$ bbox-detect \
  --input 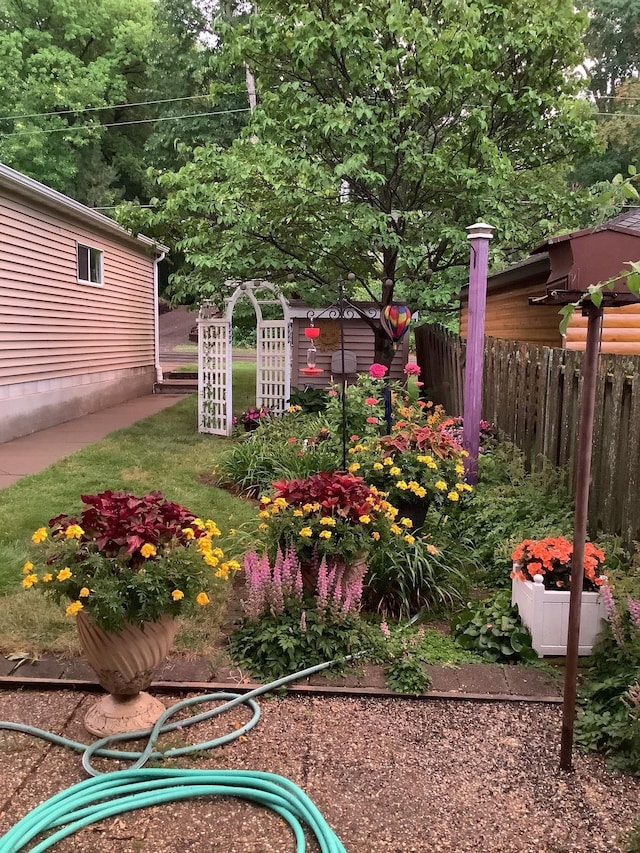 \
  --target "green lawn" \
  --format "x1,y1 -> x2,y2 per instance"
0,366 -> 260,655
